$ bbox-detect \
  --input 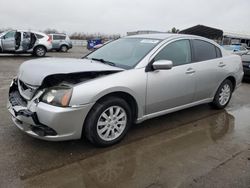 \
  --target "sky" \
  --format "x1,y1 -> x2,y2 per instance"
0,0 -> 249,35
